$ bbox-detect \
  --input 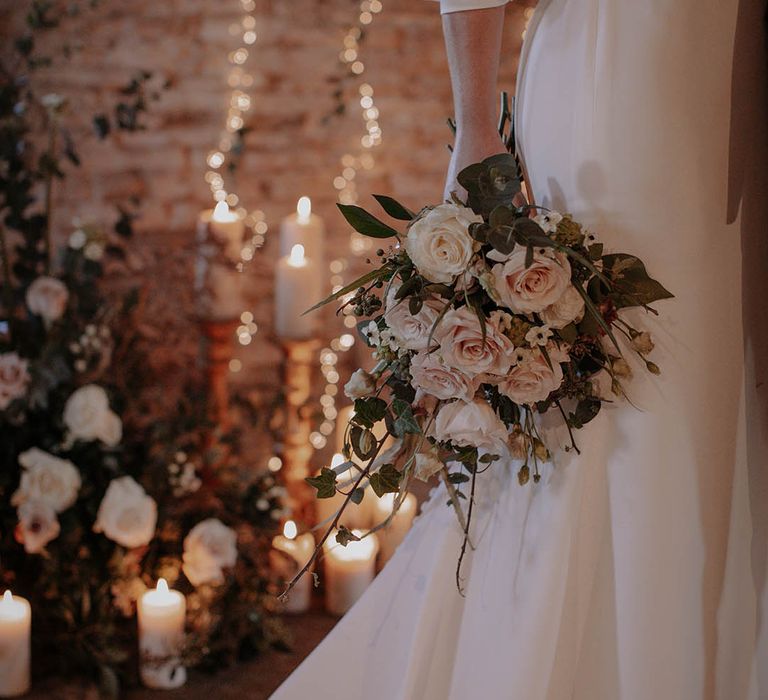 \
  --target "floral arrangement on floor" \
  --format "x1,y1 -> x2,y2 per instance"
0,5 -> 286,694
289,94 -> 672,594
